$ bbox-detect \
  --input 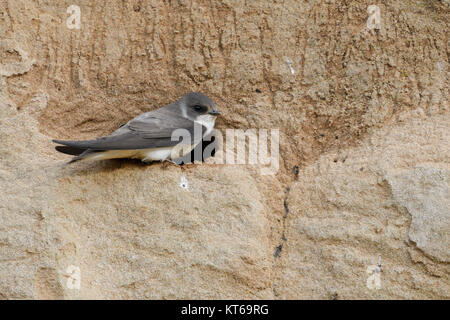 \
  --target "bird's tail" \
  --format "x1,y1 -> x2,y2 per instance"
53,141 -> 100,163
54,145 -> 86,156
67,149 -> 99,163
